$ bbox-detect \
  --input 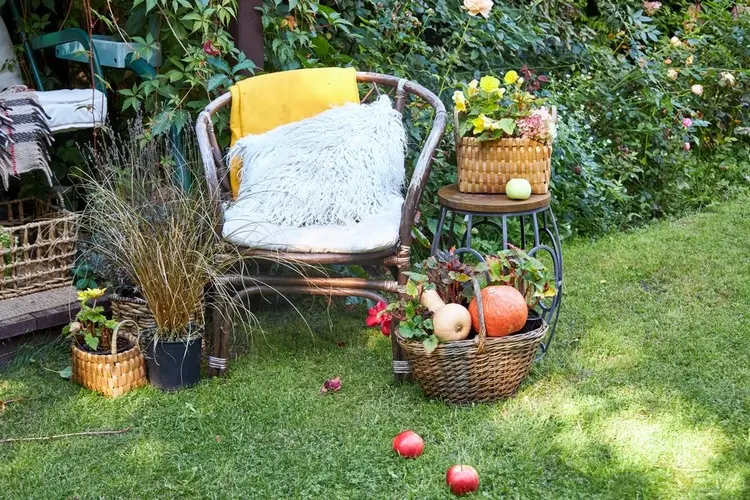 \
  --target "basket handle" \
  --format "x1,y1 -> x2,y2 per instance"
111,320 -> 141,356
471,277 -> 487,353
